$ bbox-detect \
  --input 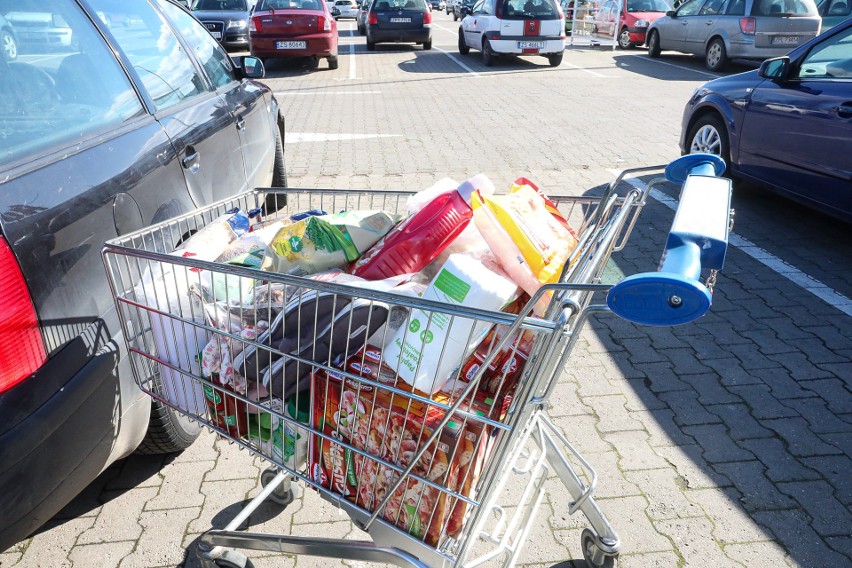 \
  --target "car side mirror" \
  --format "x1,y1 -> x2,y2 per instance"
666,9 -> 676,16
461,5 -> 471,13
238,55 -> 265,79
758,56 -> 790,81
